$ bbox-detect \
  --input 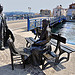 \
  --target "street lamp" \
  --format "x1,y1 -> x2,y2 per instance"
28,7 -> 31,16
60,5 -> 62,16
